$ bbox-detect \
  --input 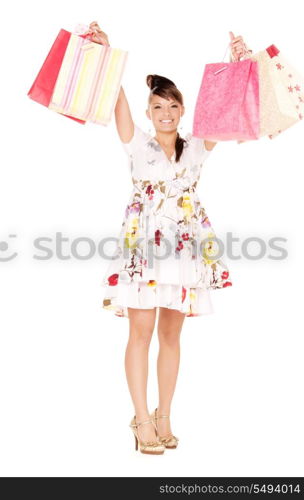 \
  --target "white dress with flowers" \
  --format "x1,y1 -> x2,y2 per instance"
101,124 -> 232,318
